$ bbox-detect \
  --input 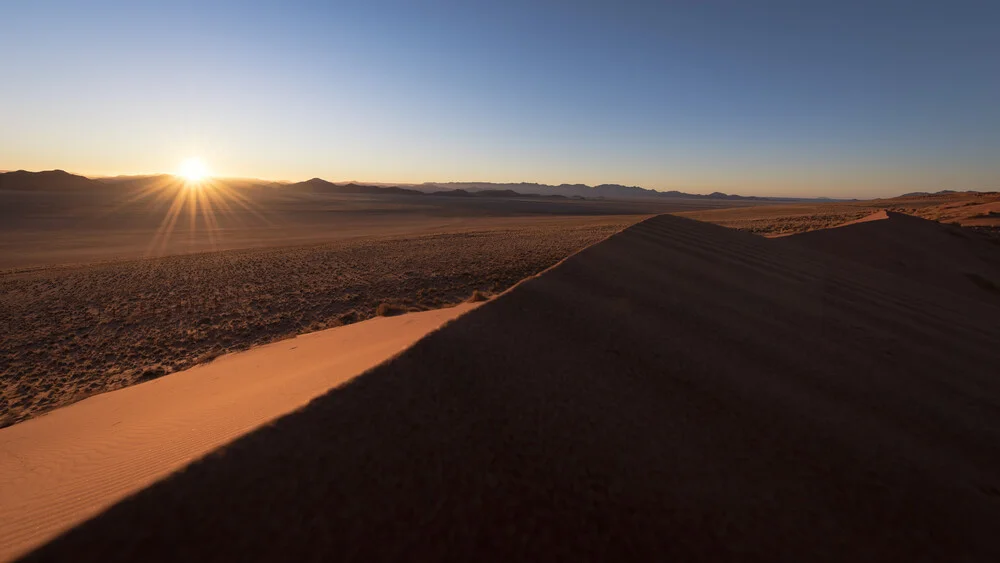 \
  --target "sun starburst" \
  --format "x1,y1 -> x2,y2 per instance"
97,158 -> 273,258
177,158 -> 210,184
